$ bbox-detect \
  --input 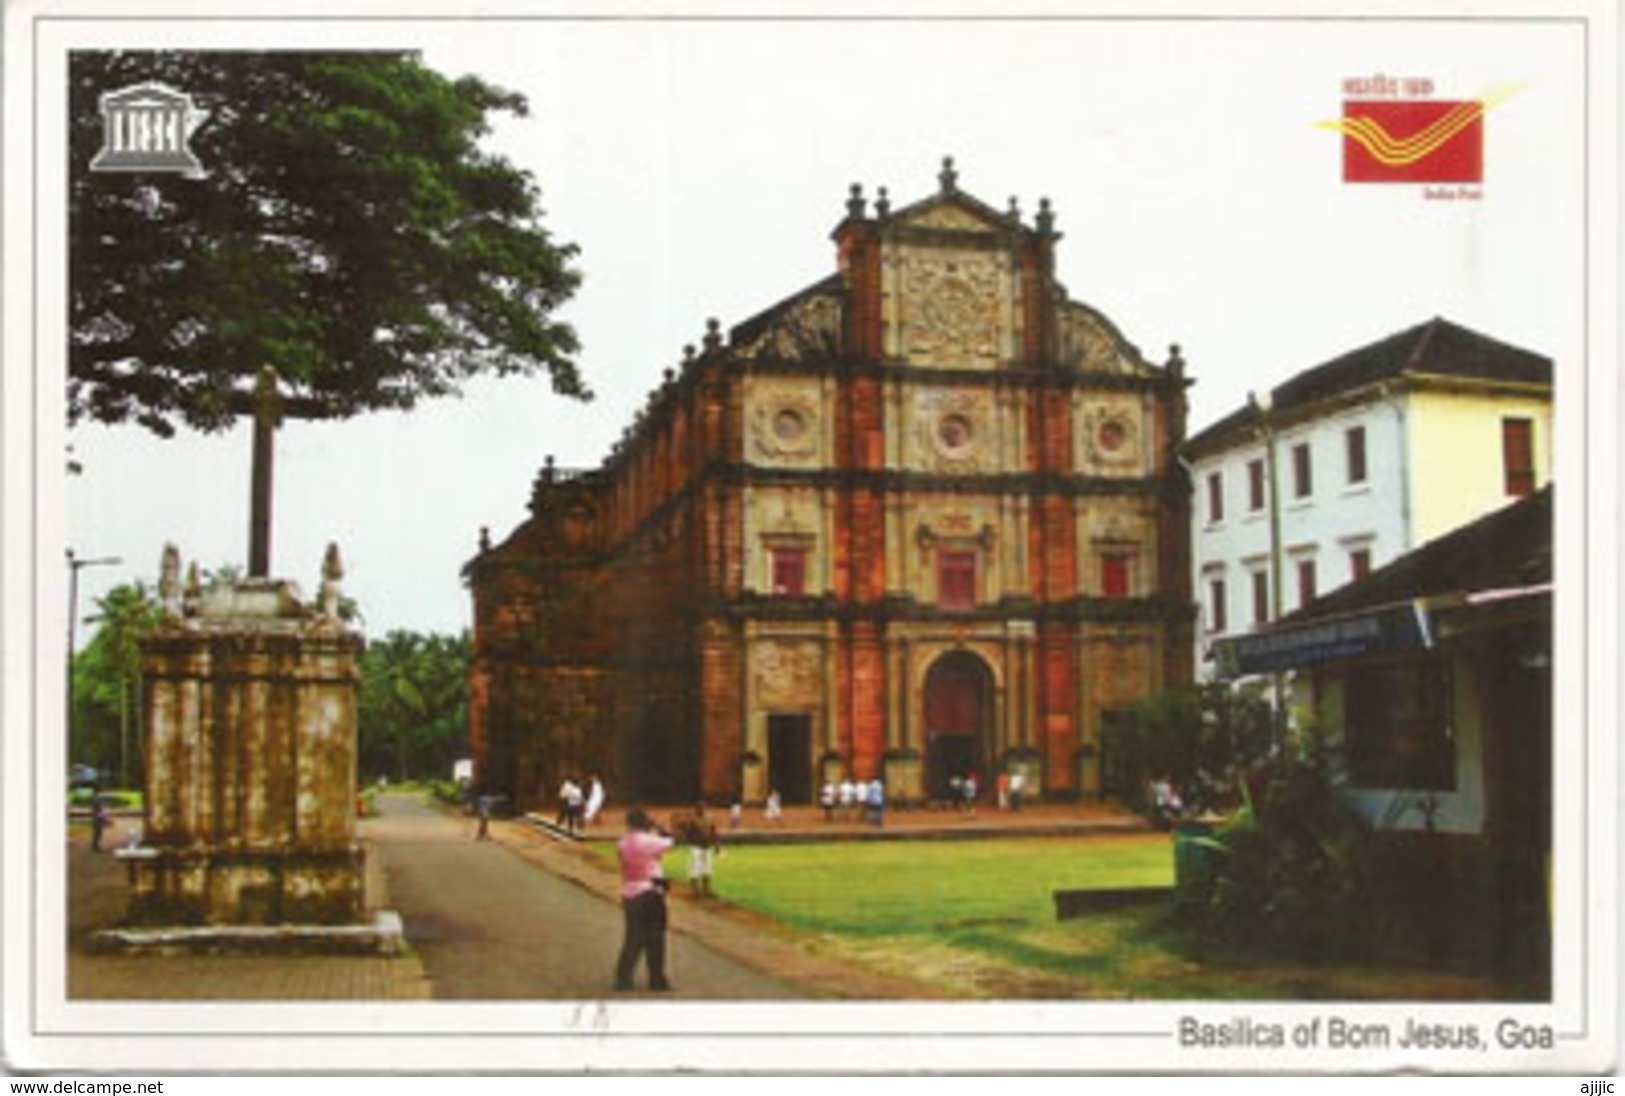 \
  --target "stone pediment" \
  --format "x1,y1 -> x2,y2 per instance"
902,199 -> 1006,235
891,193 -> 1016,240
